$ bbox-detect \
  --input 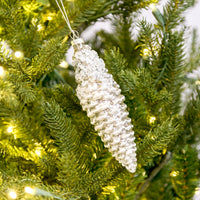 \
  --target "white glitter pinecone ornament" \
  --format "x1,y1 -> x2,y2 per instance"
72,38 -> 137,173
